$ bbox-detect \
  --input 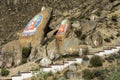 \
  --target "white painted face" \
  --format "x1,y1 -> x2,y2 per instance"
61,19 -> 67,24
